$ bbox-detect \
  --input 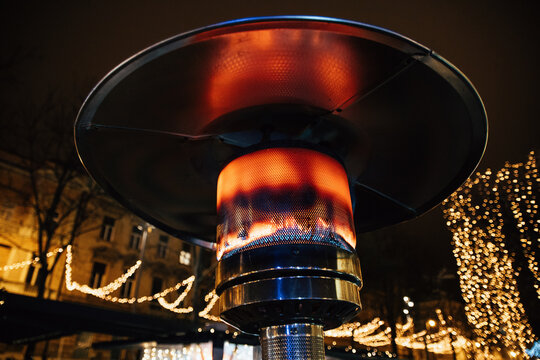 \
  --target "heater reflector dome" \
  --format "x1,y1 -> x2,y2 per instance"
74,17 -> 487,249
